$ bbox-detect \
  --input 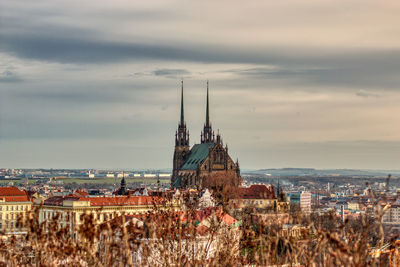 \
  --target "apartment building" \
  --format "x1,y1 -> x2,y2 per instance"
0,187 -> 32,233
